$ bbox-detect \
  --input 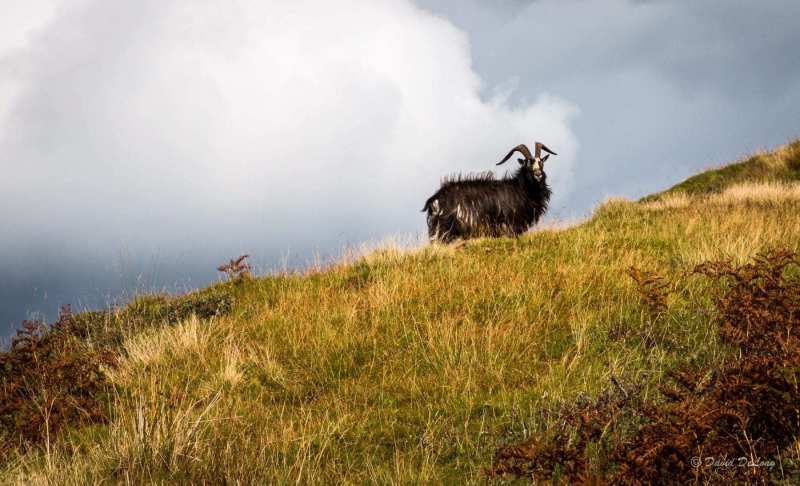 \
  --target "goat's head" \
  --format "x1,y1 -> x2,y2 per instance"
497,142 -> 557,180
